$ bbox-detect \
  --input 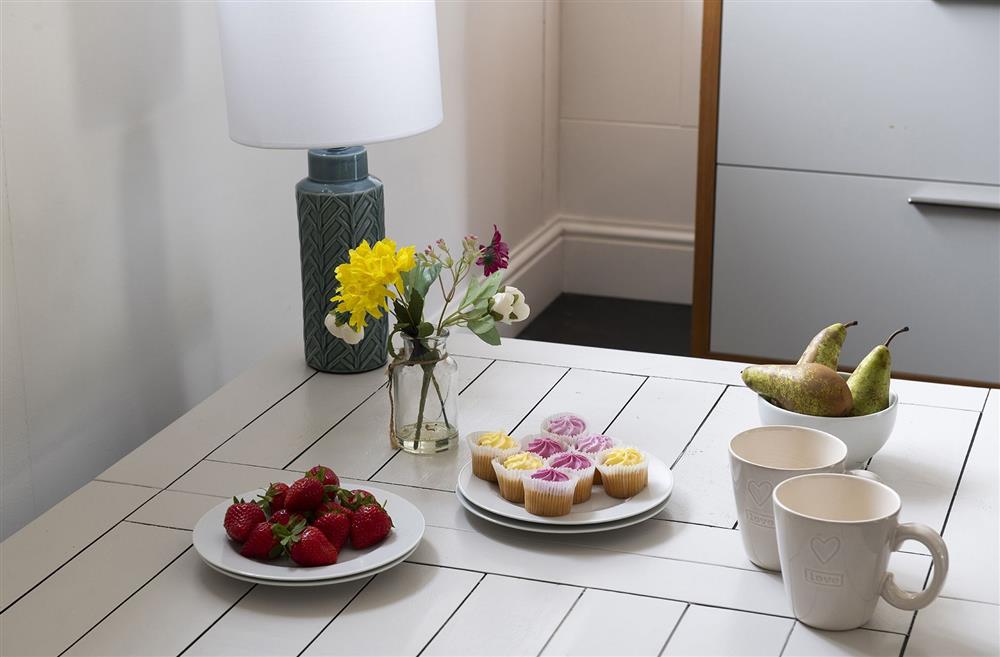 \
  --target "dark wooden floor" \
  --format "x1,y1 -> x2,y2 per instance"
517,293 -> 692,356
